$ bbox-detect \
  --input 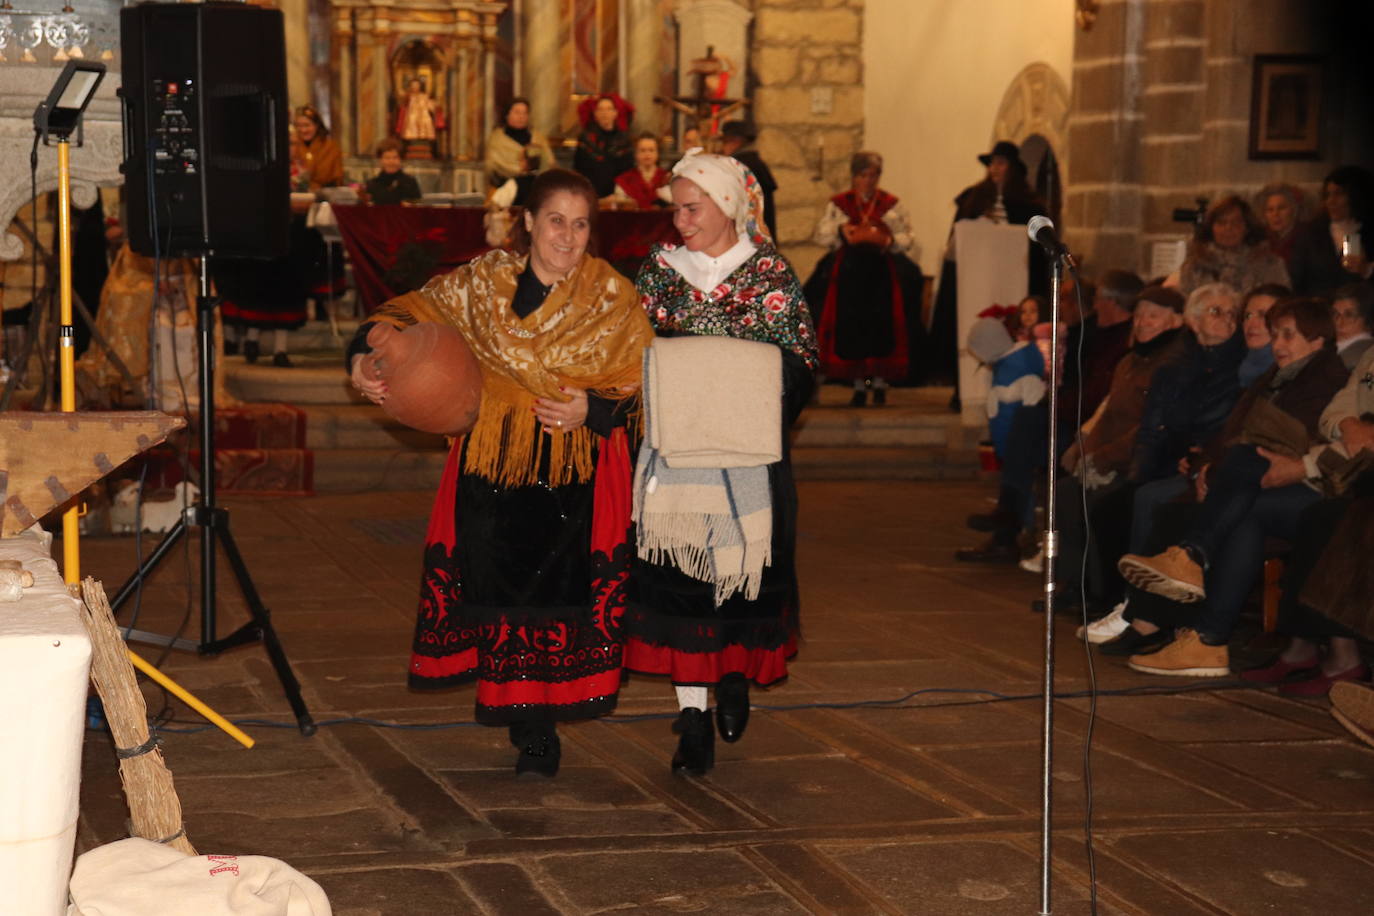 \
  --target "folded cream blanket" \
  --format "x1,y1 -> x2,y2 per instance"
633,335 -> 782,605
